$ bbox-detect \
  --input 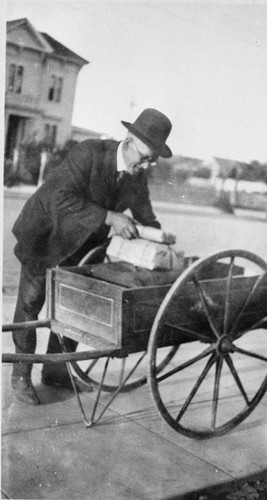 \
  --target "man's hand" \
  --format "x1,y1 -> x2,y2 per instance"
105,211 -> 139,239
